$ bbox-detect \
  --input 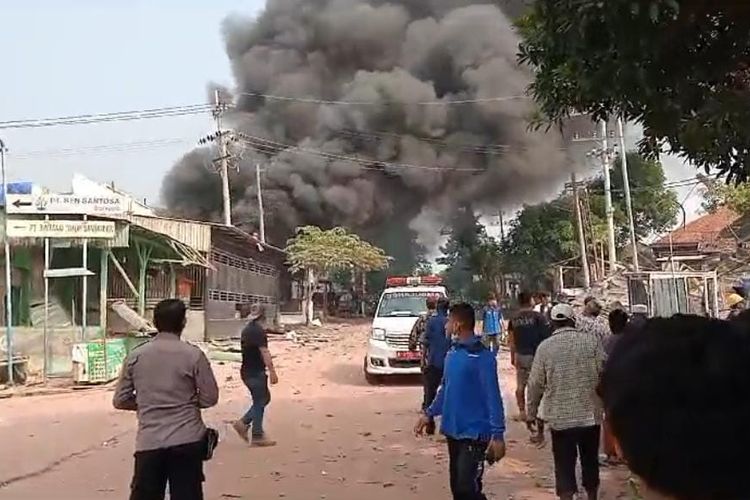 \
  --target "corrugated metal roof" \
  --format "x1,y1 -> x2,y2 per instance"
130,215 -> 211,252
